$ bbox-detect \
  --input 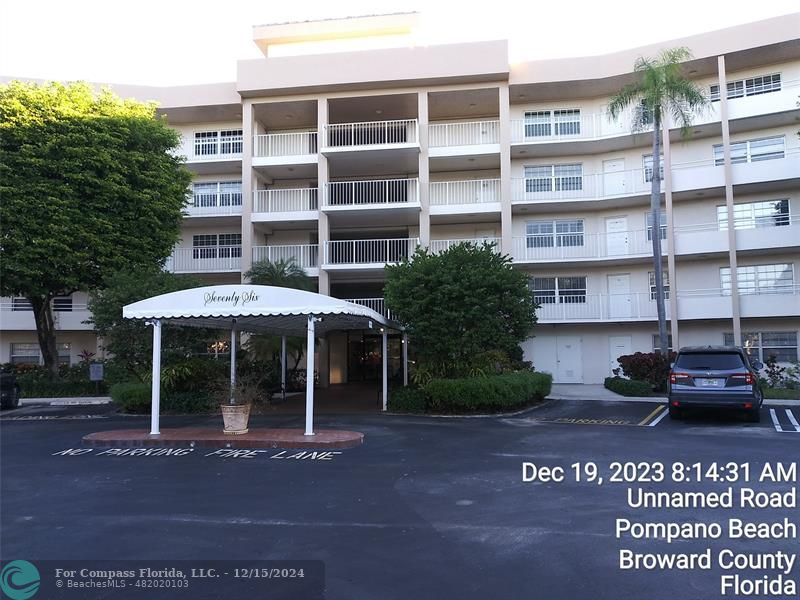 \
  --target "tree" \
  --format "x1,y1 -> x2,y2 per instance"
244,258 -> 315,374
607,47 -> 707,355
384,243 -> 537,378
0,81 -> 192,373
88,268 -> 217,381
